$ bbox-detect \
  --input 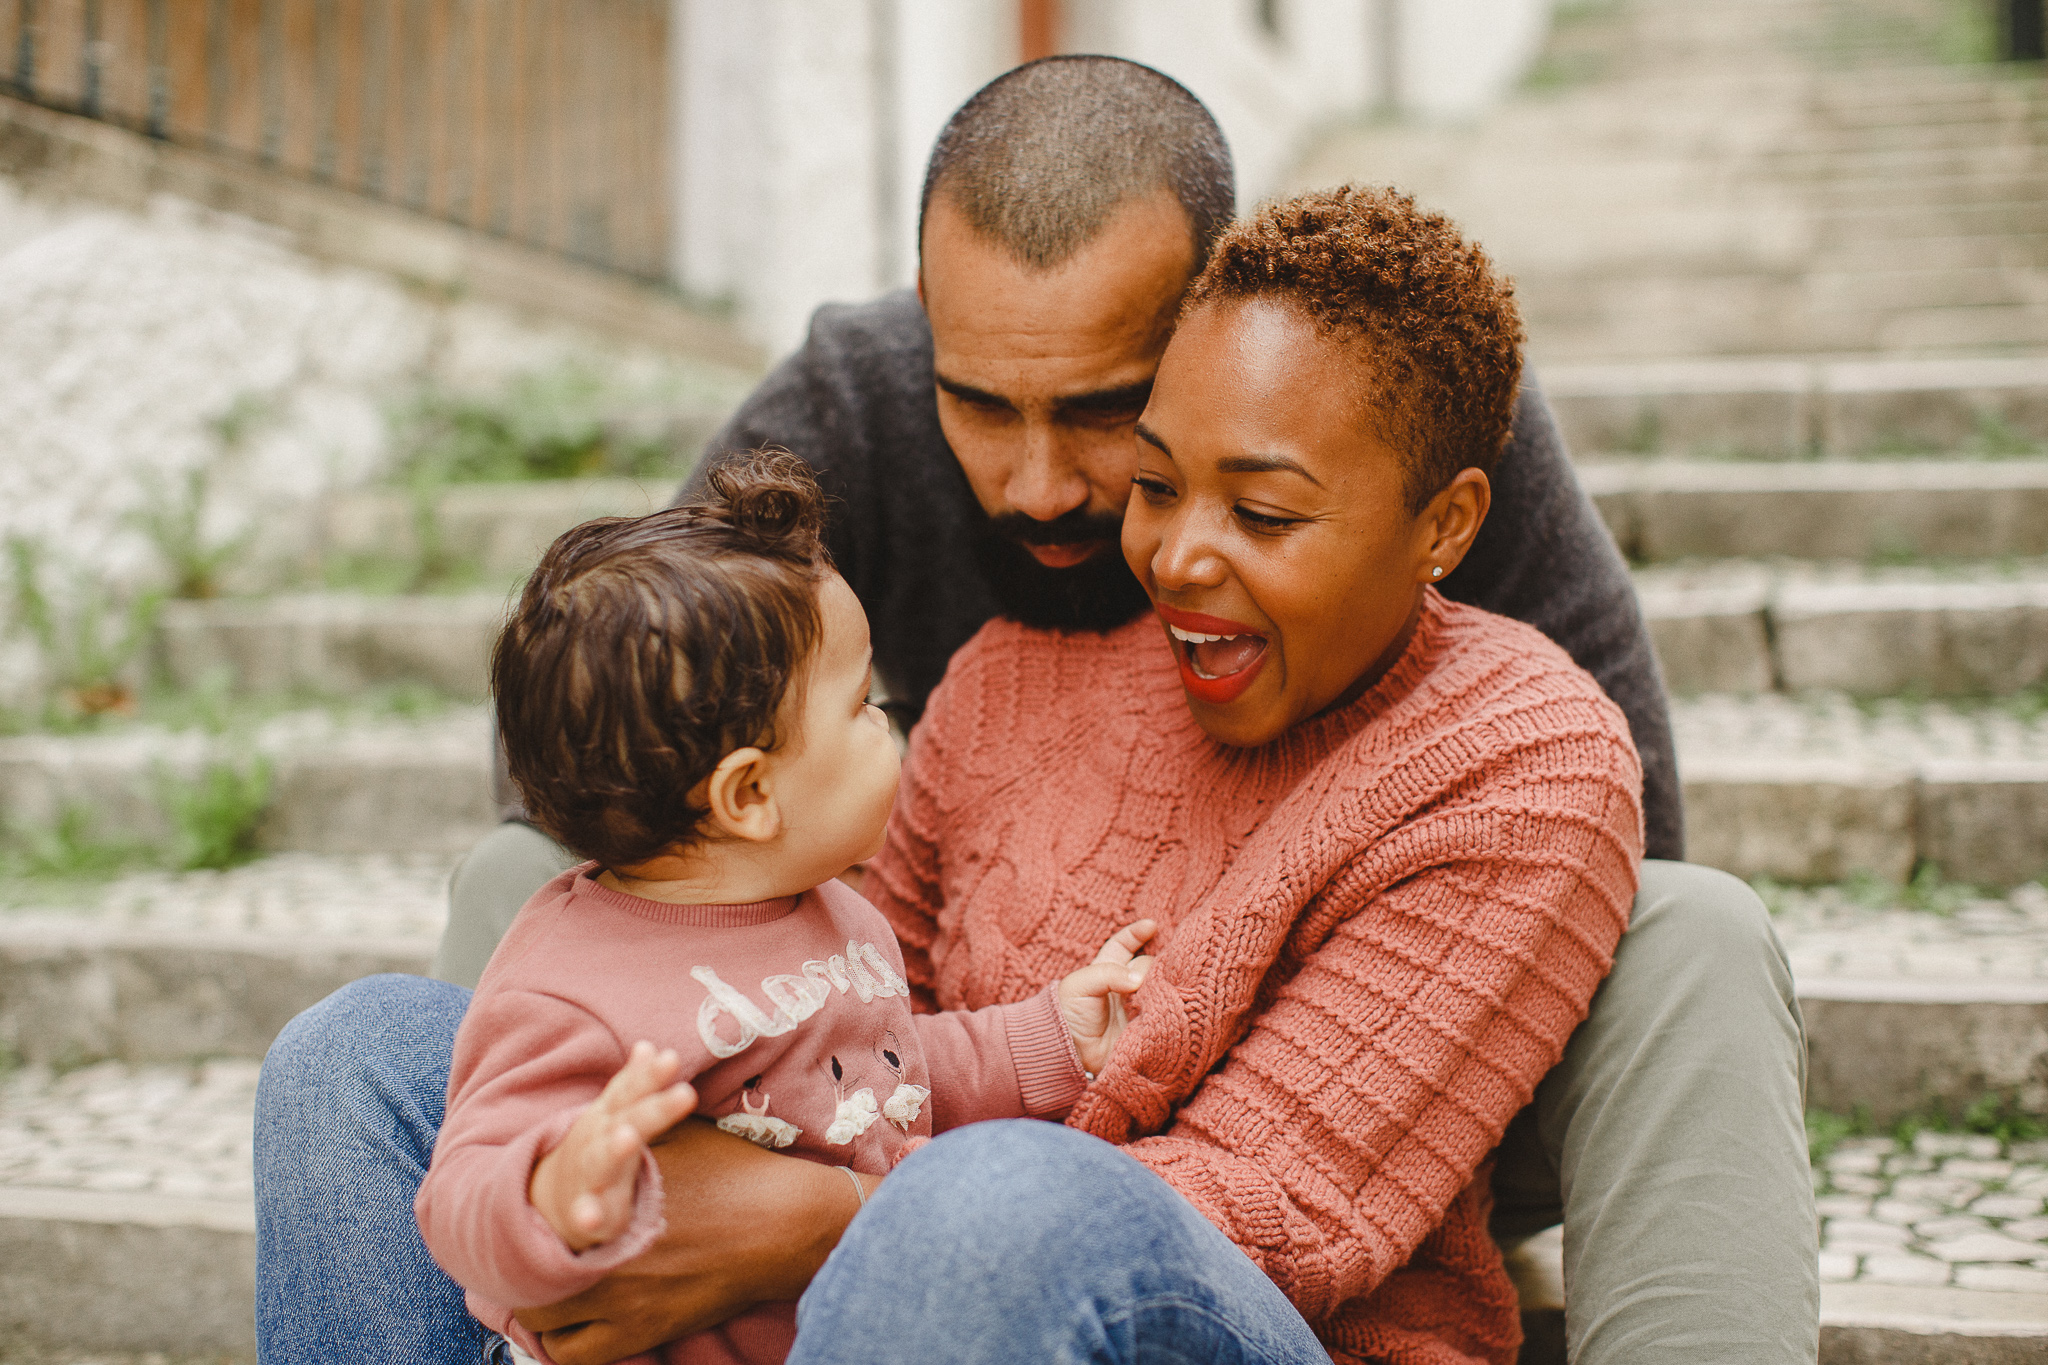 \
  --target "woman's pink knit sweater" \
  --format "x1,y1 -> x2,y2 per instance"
865,590 -> 1644,1365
